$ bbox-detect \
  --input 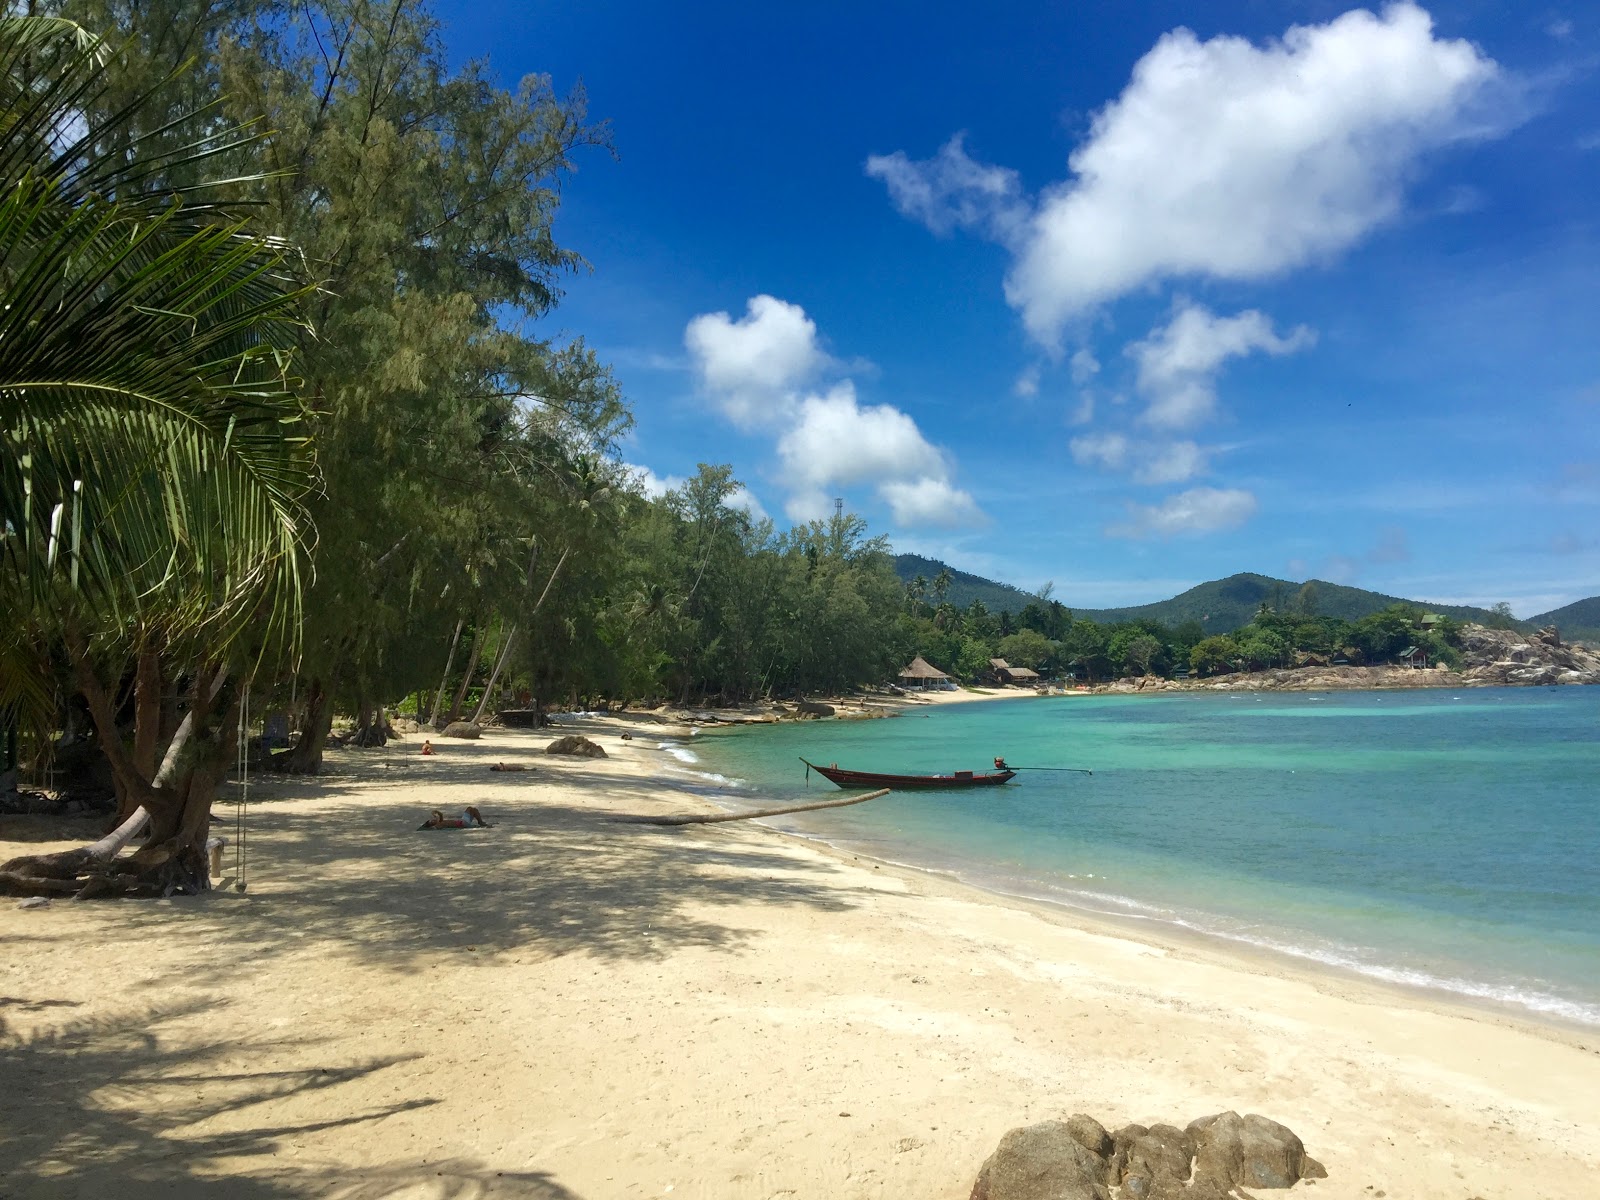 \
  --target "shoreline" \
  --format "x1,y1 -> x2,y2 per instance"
585,694 -> 1600,1040
4,723 -> 1598,1196
619,713 -> 1600,1043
